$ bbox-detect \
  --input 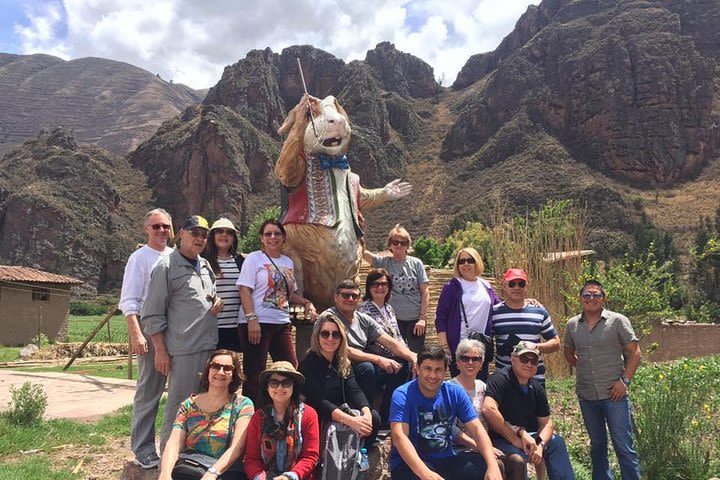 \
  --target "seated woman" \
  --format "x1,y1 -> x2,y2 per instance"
159,349 -> 254,480
298,314 -> 381,447
452,339 -> 521,480
244,361 -> 319,480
